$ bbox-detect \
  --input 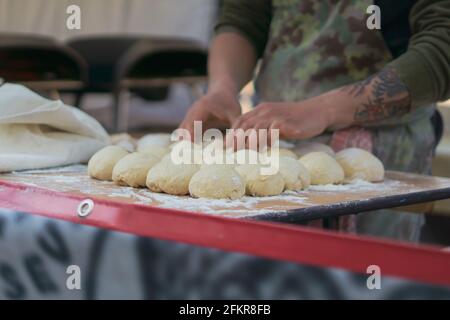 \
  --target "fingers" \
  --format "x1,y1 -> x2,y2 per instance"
231,110 -> 253,130
225,131 -> 237,150
229,100 -> 331,145
180,93 -> 243,142
268,120 -> 283,147
246,120 -> 271,150
179,107 -> 209,141
182,99 -> 325,149
233,101 -> 276,125
228,106 -> 274,150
